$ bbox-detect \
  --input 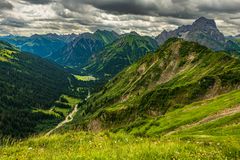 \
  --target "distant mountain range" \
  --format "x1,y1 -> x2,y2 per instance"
48,30 -> 119,66
0,17 -> 240,71
156,17 -> 240,54
0,33 -> 78,57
